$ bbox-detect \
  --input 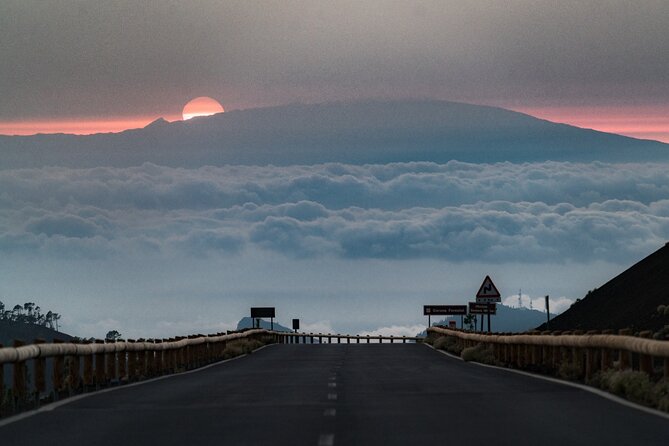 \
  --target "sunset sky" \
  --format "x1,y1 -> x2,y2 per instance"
1,1 -> 667,141
2,1 -> 669,338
